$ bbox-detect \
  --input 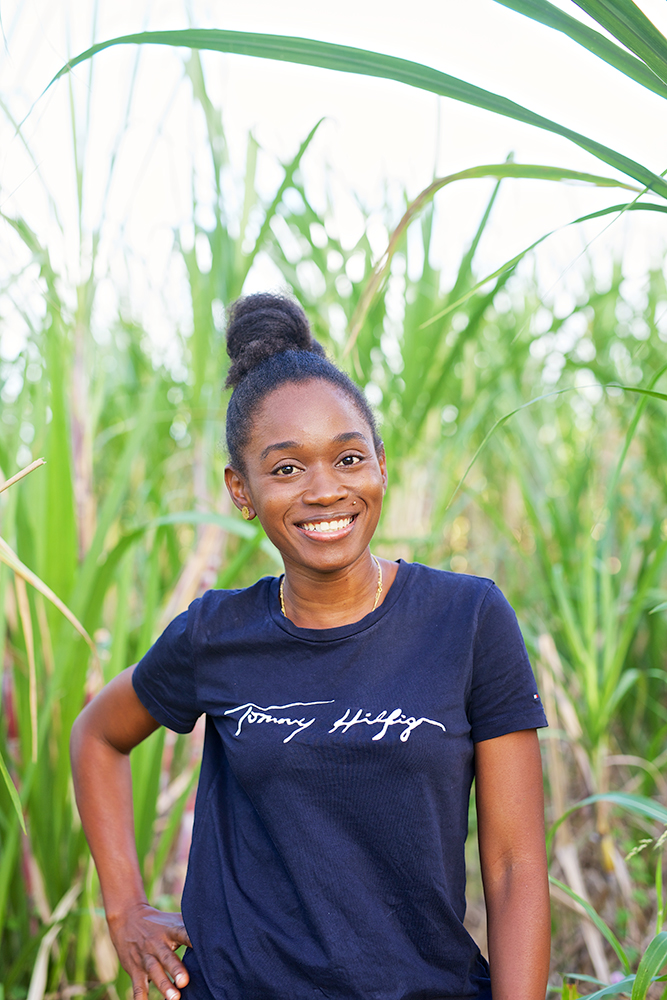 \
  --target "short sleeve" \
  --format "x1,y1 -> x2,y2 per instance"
468,583 -> 547,743
132,602 -> 201,733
